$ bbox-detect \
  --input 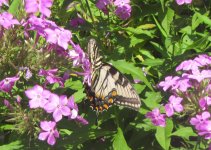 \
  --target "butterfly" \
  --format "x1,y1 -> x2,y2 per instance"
84,39 -> 141,112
